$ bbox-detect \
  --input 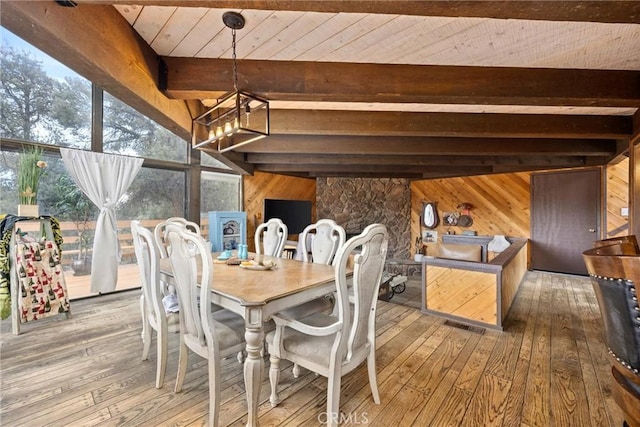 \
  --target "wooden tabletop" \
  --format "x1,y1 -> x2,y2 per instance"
159,253 -> 337,306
